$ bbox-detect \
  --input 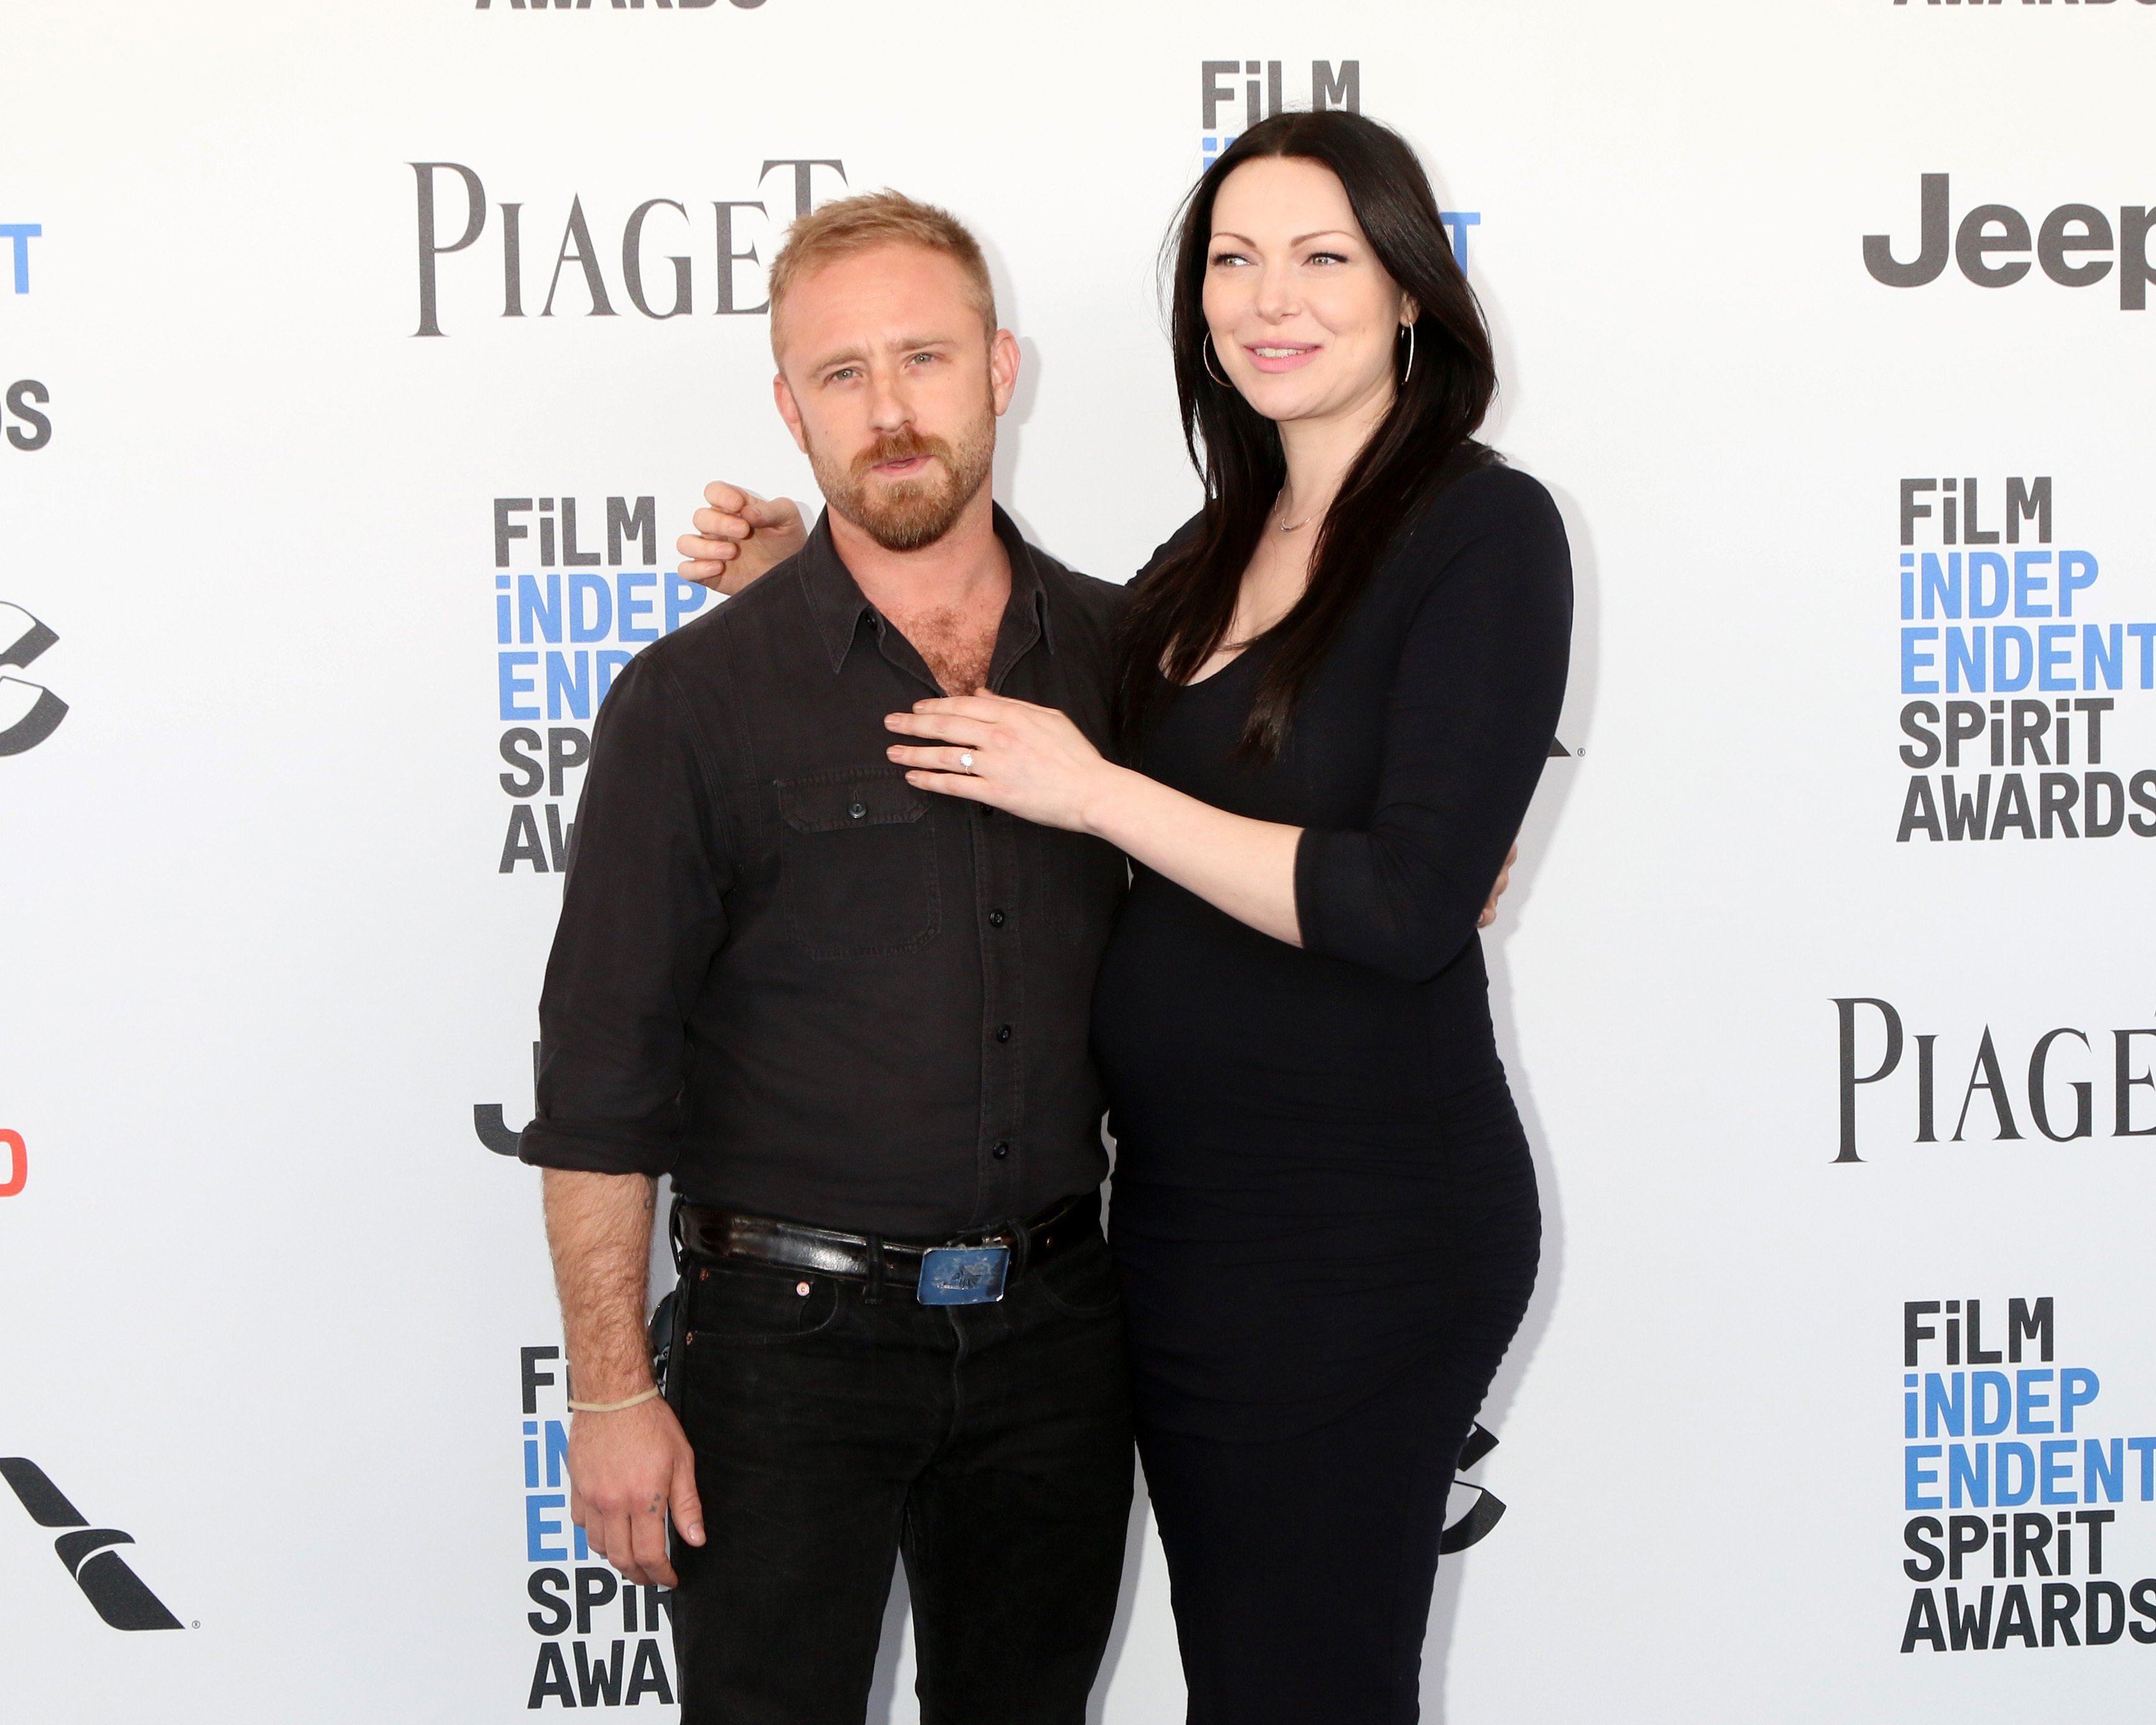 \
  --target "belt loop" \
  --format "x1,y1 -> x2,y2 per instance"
863,1233 -> 885,1305
667,1192 -> 686,1274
